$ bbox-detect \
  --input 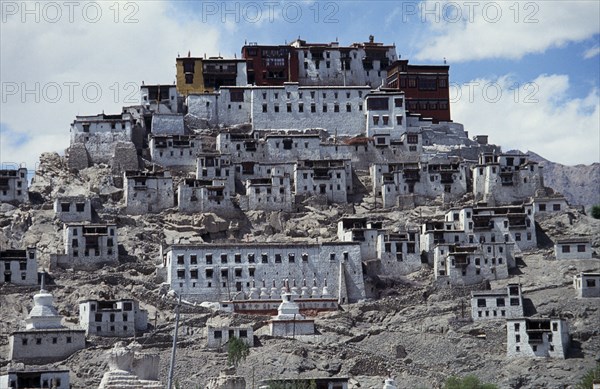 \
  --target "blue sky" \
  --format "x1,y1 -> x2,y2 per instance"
1,0 -> 599,172
175,1 -> 600,84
